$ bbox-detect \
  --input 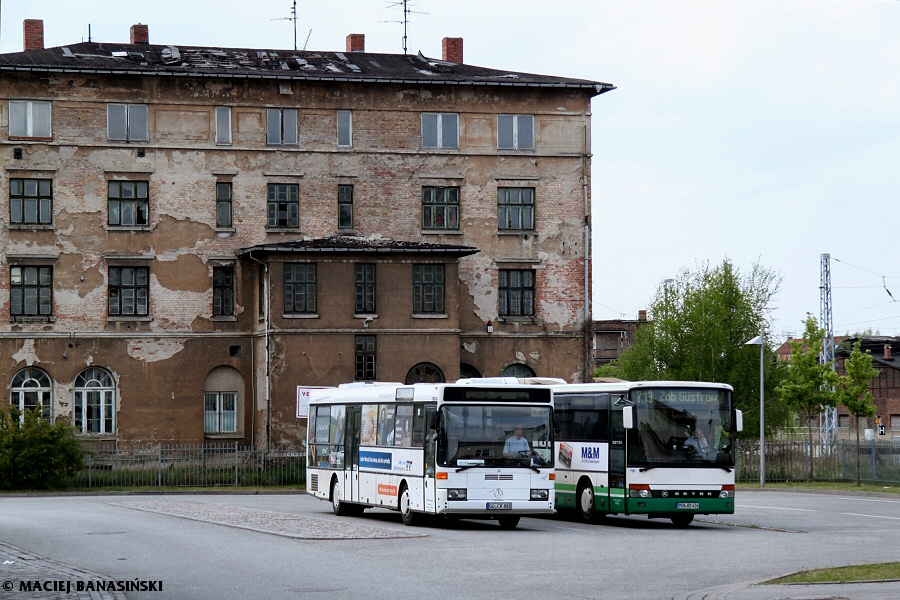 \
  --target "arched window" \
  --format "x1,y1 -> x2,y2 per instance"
405,362 -> 445,384
459,363 -> 481,380
10,367 -> 52,422
501,363 -> 536,378
73,367 -> 115,434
